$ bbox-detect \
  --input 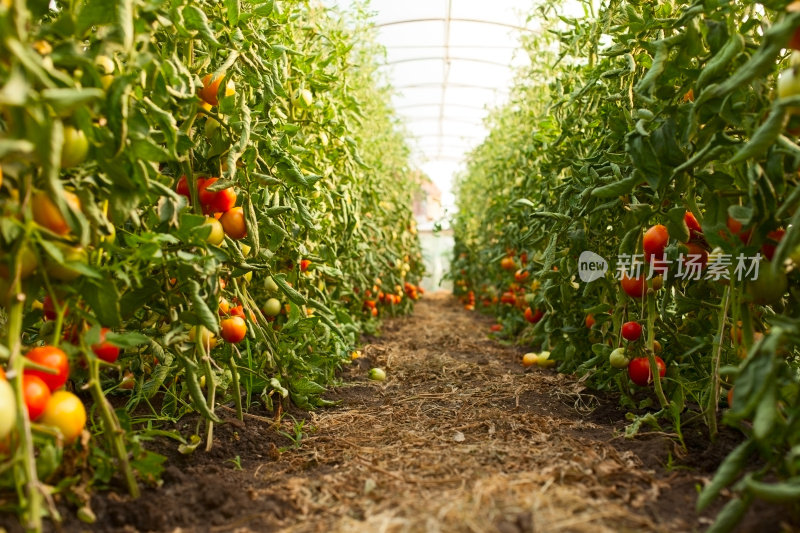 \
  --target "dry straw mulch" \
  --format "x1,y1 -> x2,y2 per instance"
255,293 -> 688,533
